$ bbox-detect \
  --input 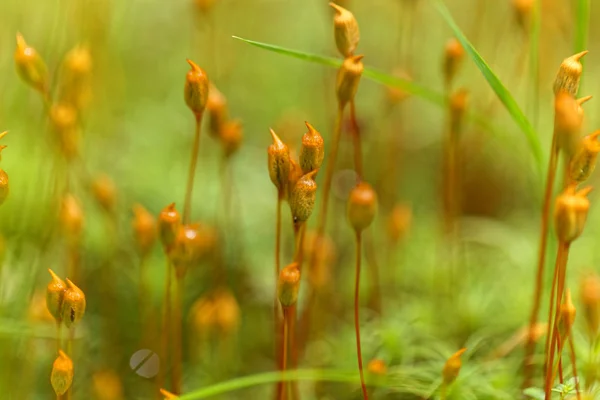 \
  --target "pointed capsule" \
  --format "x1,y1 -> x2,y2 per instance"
554,92 -> 583,157
558,289 -> 576,339
554,51 -> 587,96
267,129 -> 291,194
158,203 -> 181,250
336,55 -> 364,109
220,119 -> 243,158
46,269 -> 67,323
132,204 -> 157,257
387,203 -> 412,243
442,348 -> 466,386
51,350 -> 74,396
554,185 -> 592,243
14,33 -> 49,93
60,194 -> 84,243
581,273 -> 600,339
299,122 -> 325,174
570,130 -> 600,183
329,3 -> 360,58
61,279 -> 86,328
92,174 -> 117,213
169,223 -> 217,278
277,262 -> 301,308
443,38 -> 464,88
347,182 -> 377,233
207,83 -> 228,139
184,59 -> 209,117
289,170 -> 319,223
